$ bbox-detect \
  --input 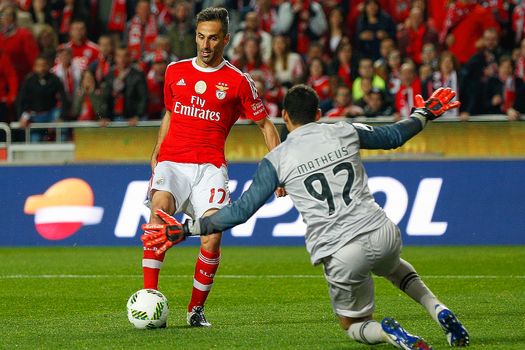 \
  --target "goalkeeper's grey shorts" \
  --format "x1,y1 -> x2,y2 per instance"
322,220 -> 402,318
